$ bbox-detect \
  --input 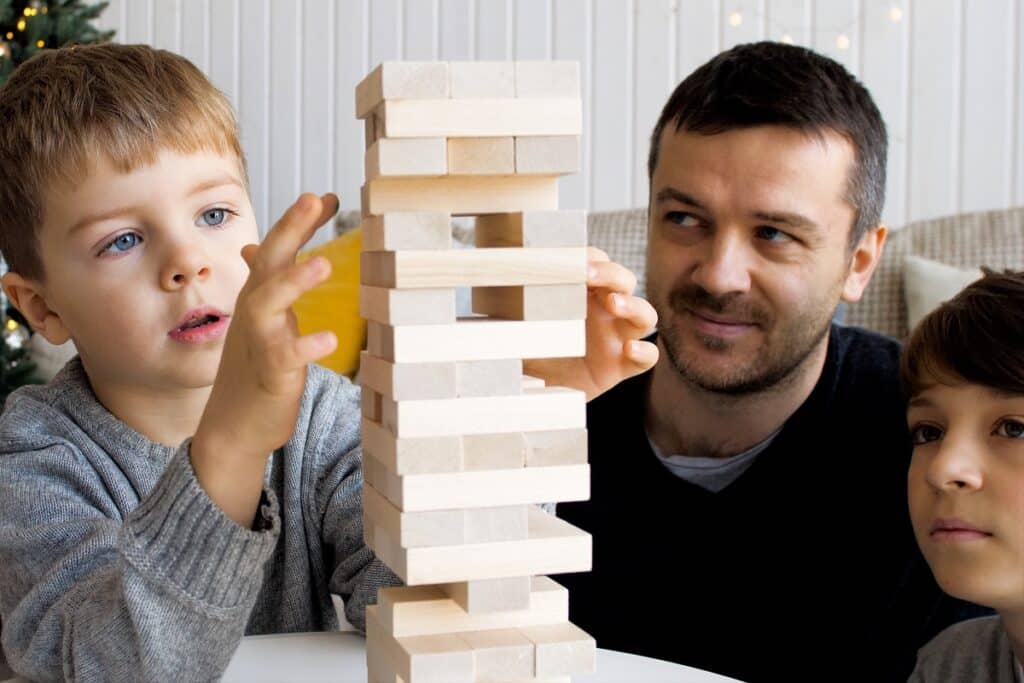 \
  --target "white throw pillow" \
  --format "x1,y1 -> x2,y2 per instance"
903,255 -> 983,331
